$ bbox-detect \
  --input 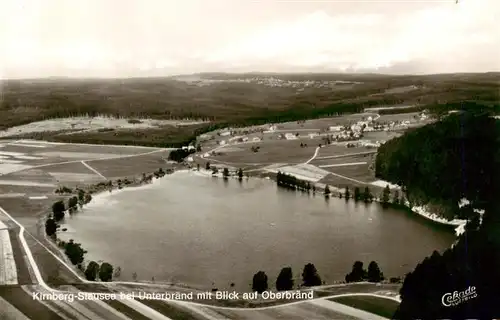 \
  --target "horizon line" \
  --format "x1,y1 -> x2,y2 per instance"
1,70 -> 499,81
